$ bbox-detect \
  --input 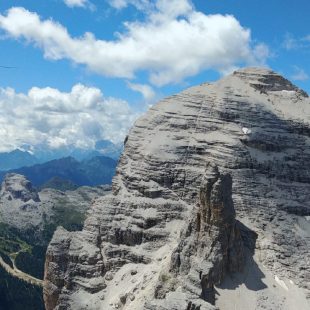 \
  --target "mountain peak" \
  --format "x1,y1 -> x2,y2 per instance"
1,173 -> 40,203
0,149 -> 38,171
234,66 -> 274,75
44,67 -> 310,310
233,67 -> 308,96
